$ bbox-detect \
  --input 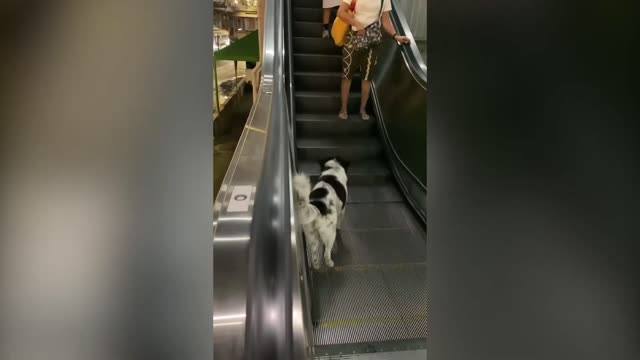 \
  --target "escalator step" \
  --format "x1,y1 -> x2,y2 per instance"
292,6 -> 338,21
293,7 -> 323,22
315,348 -> 426,359
340,202 -> 415,230
297,158 -> 389,185
294,71 -> 361,92
334,228 -> 426,265
293,0 -> 322,9
295,91 -> 366,114
293,37 -> 343,55
312,263 -> 427,346
297,136 -> 381,161
347,183 -> 404,203
295,112 -> 372,136
293,54 -> 342,72
293,21 -> 324,38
